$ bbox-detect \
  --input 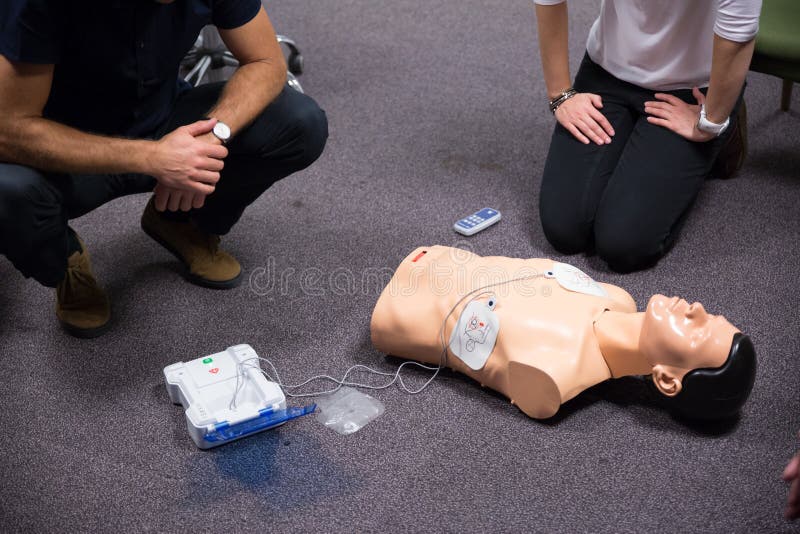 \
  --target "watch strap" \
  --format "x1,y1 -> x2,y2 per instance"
697,104 -> 730,137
